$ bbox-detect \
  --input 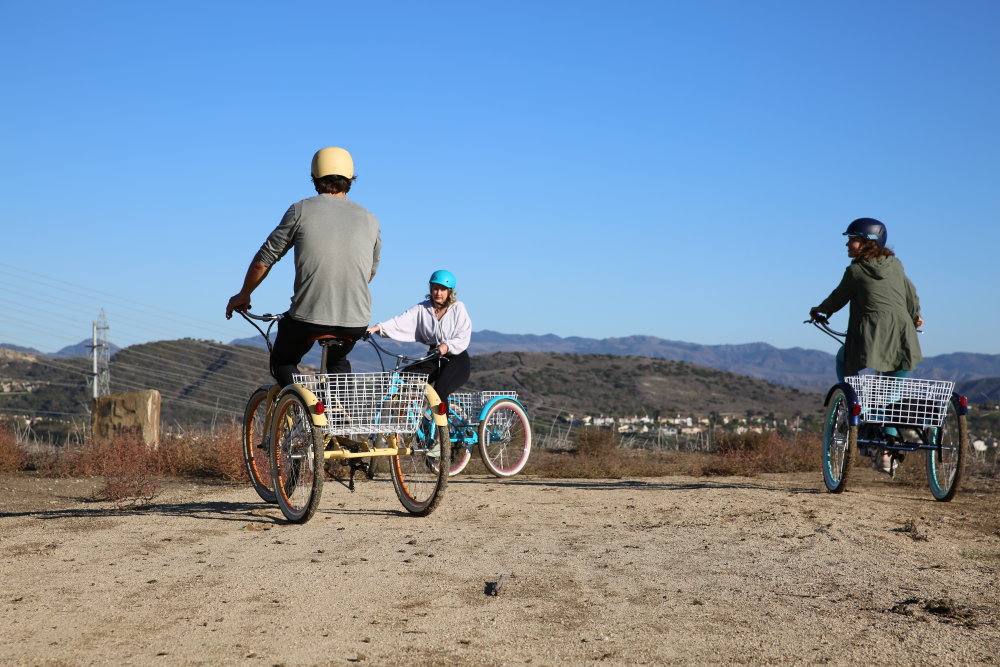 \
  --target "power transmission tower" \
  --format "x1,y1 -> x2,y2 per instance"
89,310 -> 111,399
